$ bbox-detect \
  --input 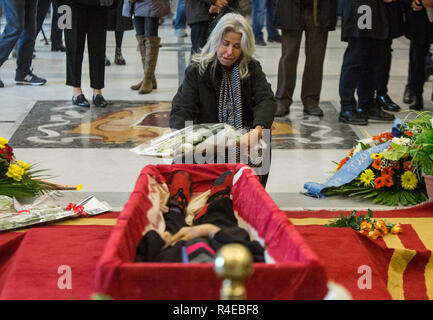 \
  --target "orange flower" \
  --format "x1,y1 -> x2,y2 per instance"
384,176 -> 394,187
403,161 -> 414,171
391,224 -> 402,235
369,229 -> 382,239
382,132 -> 394,141
380,225 -> 389,236
374,220 -> 386,230
404,131 -> 413,137
372,158 -> 382,170
348,148 -> 354,157
374,177 -> 385,189
336,156 -> 350,172
360,221 -> 373,232
381,167 -> 394,177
